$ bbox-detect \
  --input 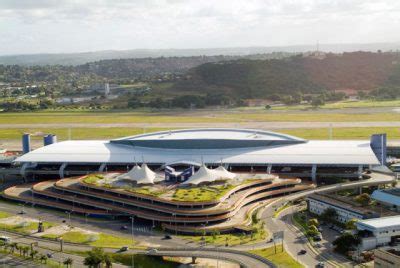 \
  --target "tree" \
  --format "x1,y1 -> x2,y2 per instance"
9,242 -> 18,253
308,218 -> 319,227
307,225 -> 319,237
63,257 -> 73,267
30,249 -> 38,260
321,208 -> 337,223
311,96 -> 325,107
84,247 -> 105,268
104,254 -> 113,268
333,233 -> 361,254
22,246 -> 29,257
345,218 -> 358,230
354,193 -> 371,206
39,254 -> 48,264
